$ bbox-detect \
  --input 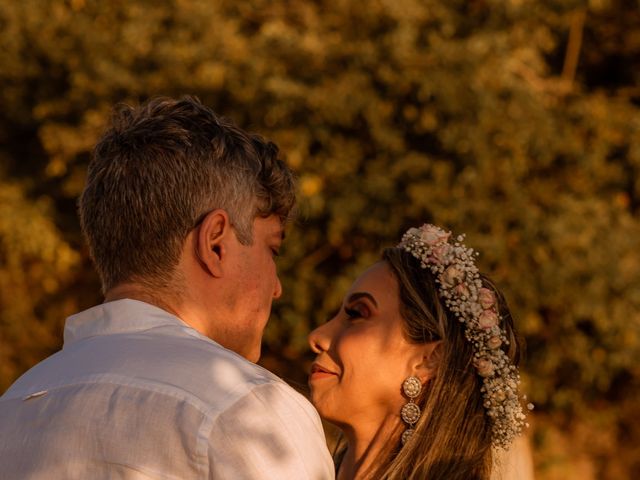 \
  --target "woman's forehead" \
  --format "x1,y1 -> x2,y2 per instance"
347,262 -> 398,299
